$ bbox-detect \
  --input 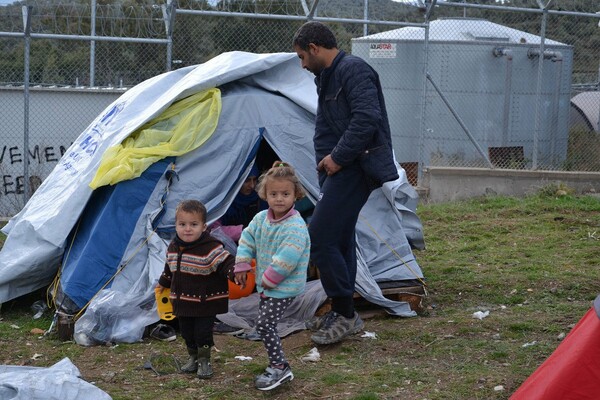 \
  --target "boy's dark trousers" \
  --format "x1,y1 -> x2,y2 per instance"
178,315 -> 216,348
